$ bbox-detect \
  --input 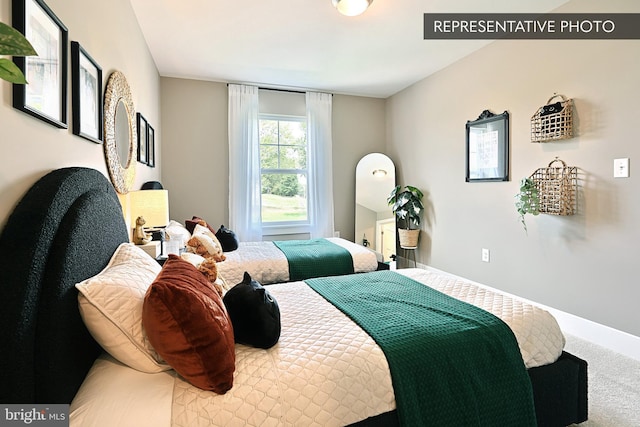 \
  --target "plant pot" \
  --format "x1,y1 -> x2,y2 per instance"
398,229 -> 419,249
